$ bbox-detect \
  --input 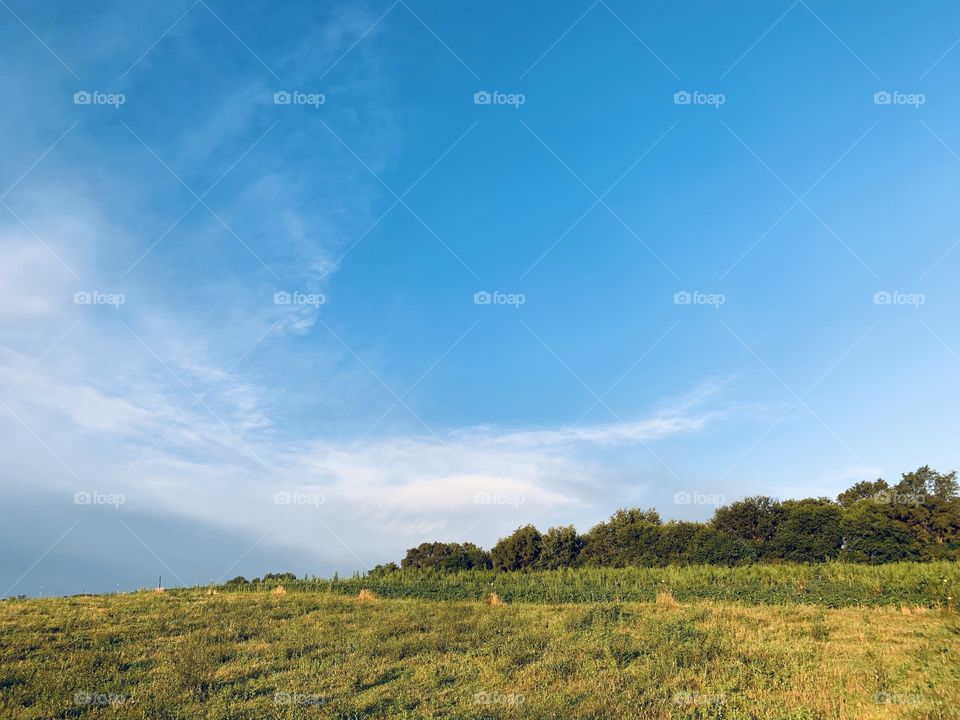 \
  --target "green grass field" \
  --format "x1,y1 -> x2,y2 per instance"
2,563 -> 958,719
